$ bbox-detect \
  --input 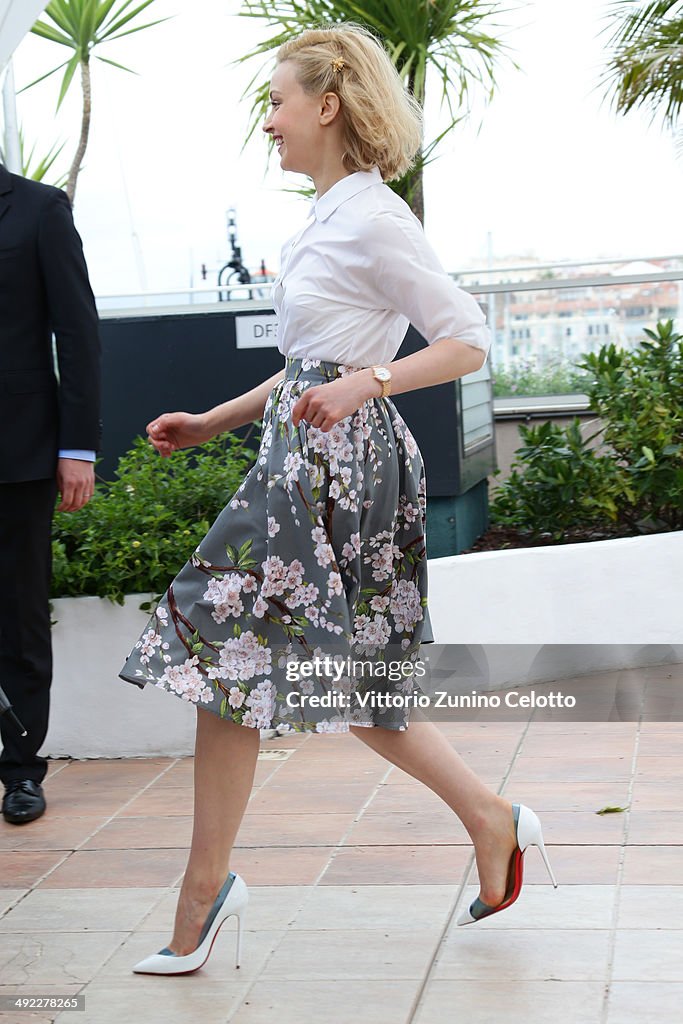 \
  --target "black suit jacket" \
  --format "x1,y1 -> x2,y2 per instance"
0,165 -> 101,483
